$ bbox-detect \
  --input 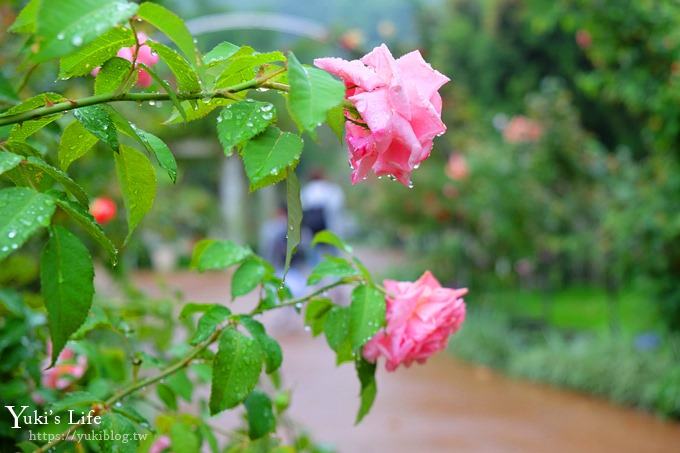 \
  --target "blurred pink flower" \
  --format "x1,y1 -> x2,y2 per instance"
315,44 -> 450,186
91,32 -> 159,88
503,115 -> 543,144
575,29 -> 592,49
149,435 -> 171,453
42,343 -> 87,390
363,271 -> 467,371
445,153 -> 469,180
339,29 -> 365,51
